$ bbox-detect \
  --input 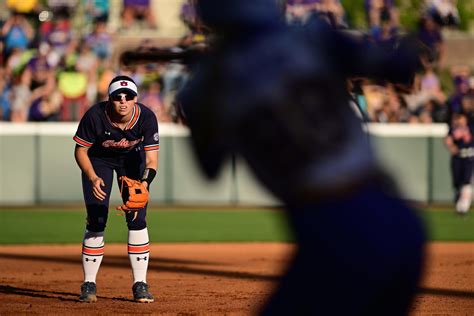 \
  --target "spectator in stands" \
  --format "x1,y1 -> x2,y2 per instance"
46,0 -> 77,19
0,42 -> 4,67
85,19 -> 112,61
365,0 -> 399,29
424,0 -> 460,28
417,14 -> 445,69
0,67 -> 12,121
96,59 -> 116,101
6,0 -> 39,16
57,39 -> 90,121
160,62 -> 188,99
321,0 -> 346,28
370,8 -> 399,51
285,0 -> 321,25
371,83 -> 411,123
286,0 -> 346,28
10,82 -> 31,121
446,74 -> 471,123
179,0 -> 210,47
83,0 -> 110,24
121,0 -> 157,30
348,78 -> 370,121
4,47 -> 31,78
411,98 -> 447,123
8,42 -> 56,122
360,82 -> 384,120
460,92 -> 474,125
405,55 -> 446,112
43,12 -> 73,59
28,90 -> 61,121
140,79 -> 172,122
180,0 -> 198,32
419,64 -> 446,102
76,39 -> 100,104
1,12 -> 35,58
21,42 -> 56,101
373,100 -> 393,122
